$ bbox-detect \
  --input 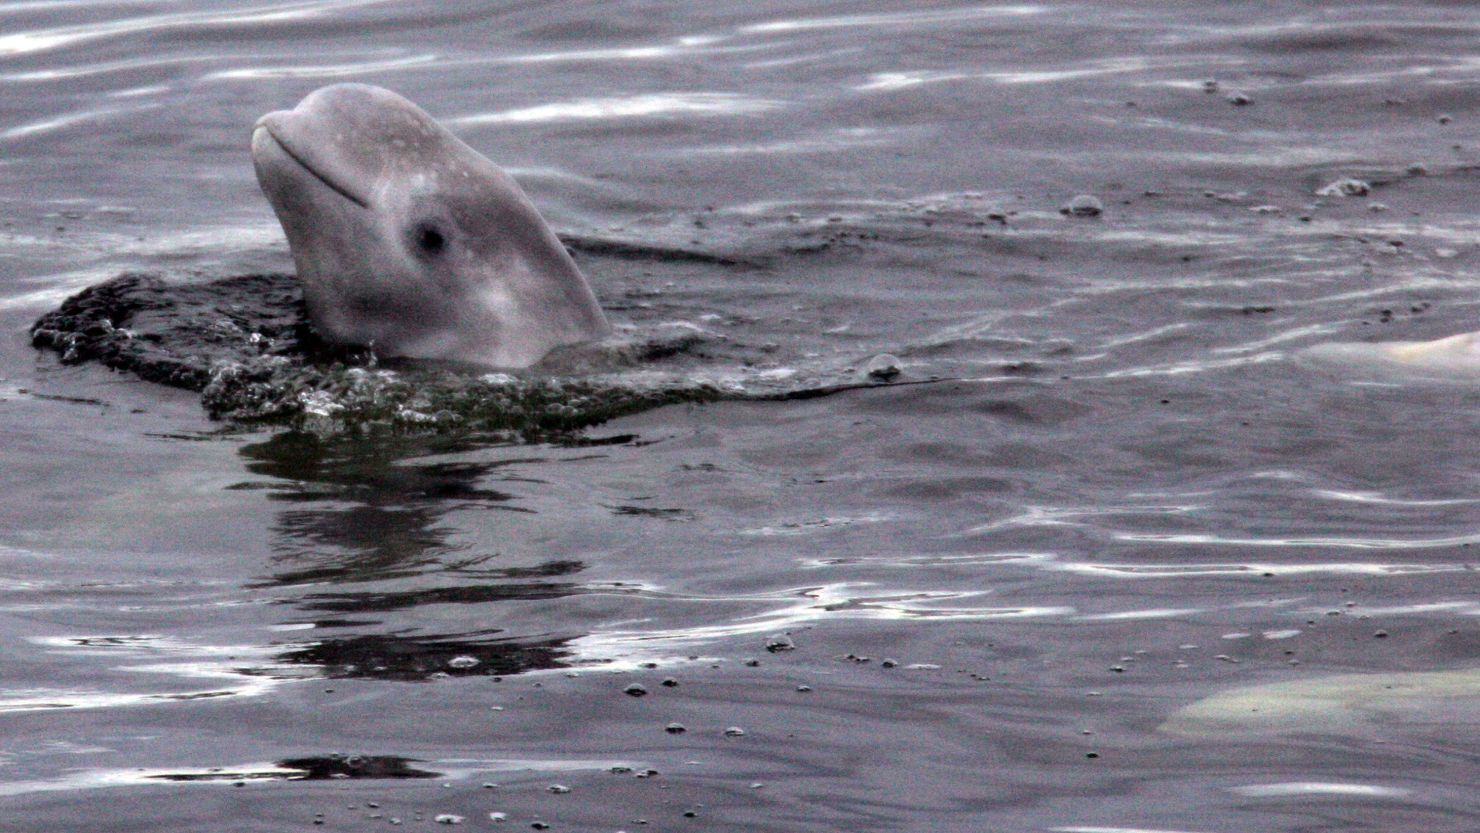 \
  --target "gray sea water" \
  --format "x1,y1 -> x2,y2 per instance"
6,2 -> 1480,831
